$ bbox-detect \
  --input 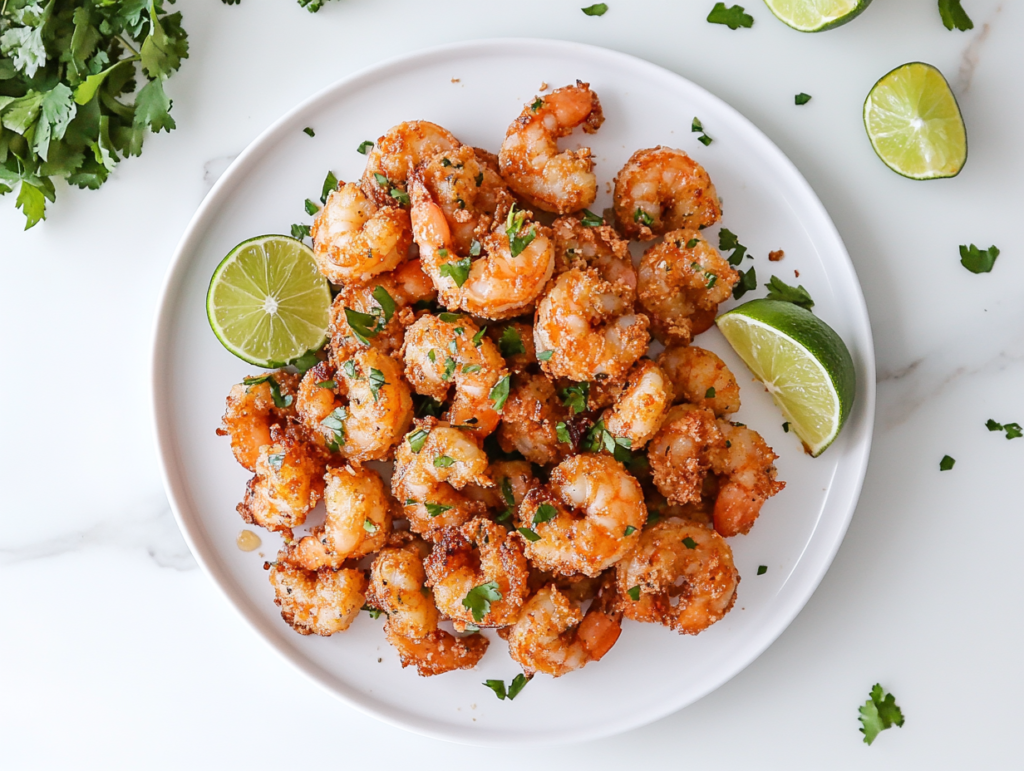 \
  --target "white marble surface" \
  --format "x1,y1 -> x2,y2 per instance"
1,0 -> 1022,766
